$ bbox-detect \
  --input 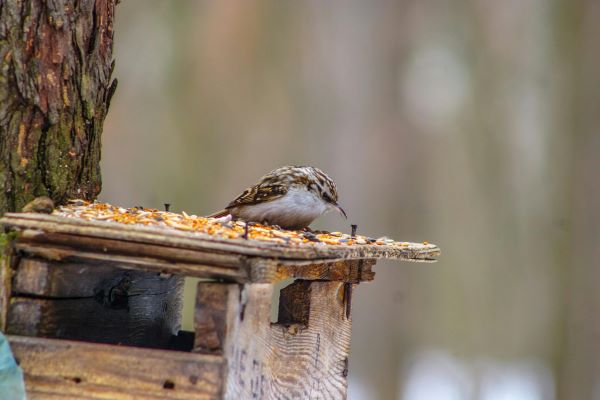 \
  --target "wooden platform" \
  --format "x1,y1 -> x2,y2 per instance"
0,212 -> 440,399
